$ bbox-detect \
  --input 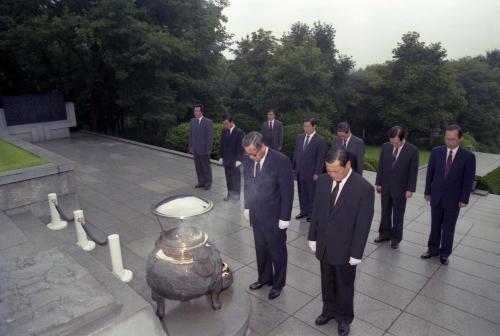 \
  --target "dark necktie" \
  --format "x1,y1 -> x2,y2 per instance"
445,150 -> 453,178
255,160 -> 261,178
269,121 -> 273,131
392,147 -> 398,167
329,181 -> 340,211
342,139 -> 347,149
303,135 -> 310,151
